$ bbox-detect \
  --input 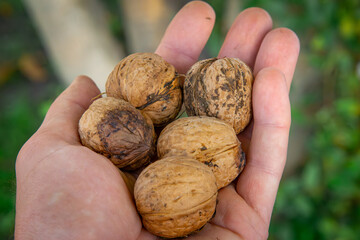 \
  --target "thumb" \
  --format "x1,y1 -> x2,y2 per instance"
40,76 -> 100,144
